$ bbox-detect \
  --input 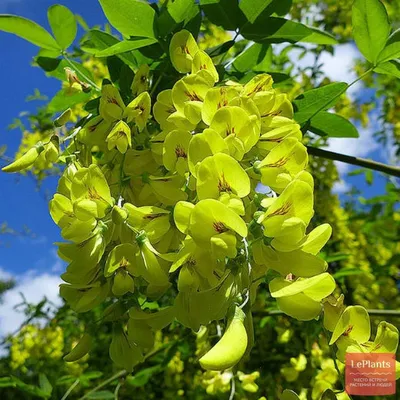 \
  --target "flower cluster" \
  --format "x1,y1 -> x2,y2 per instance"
3,29 -> 399,385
